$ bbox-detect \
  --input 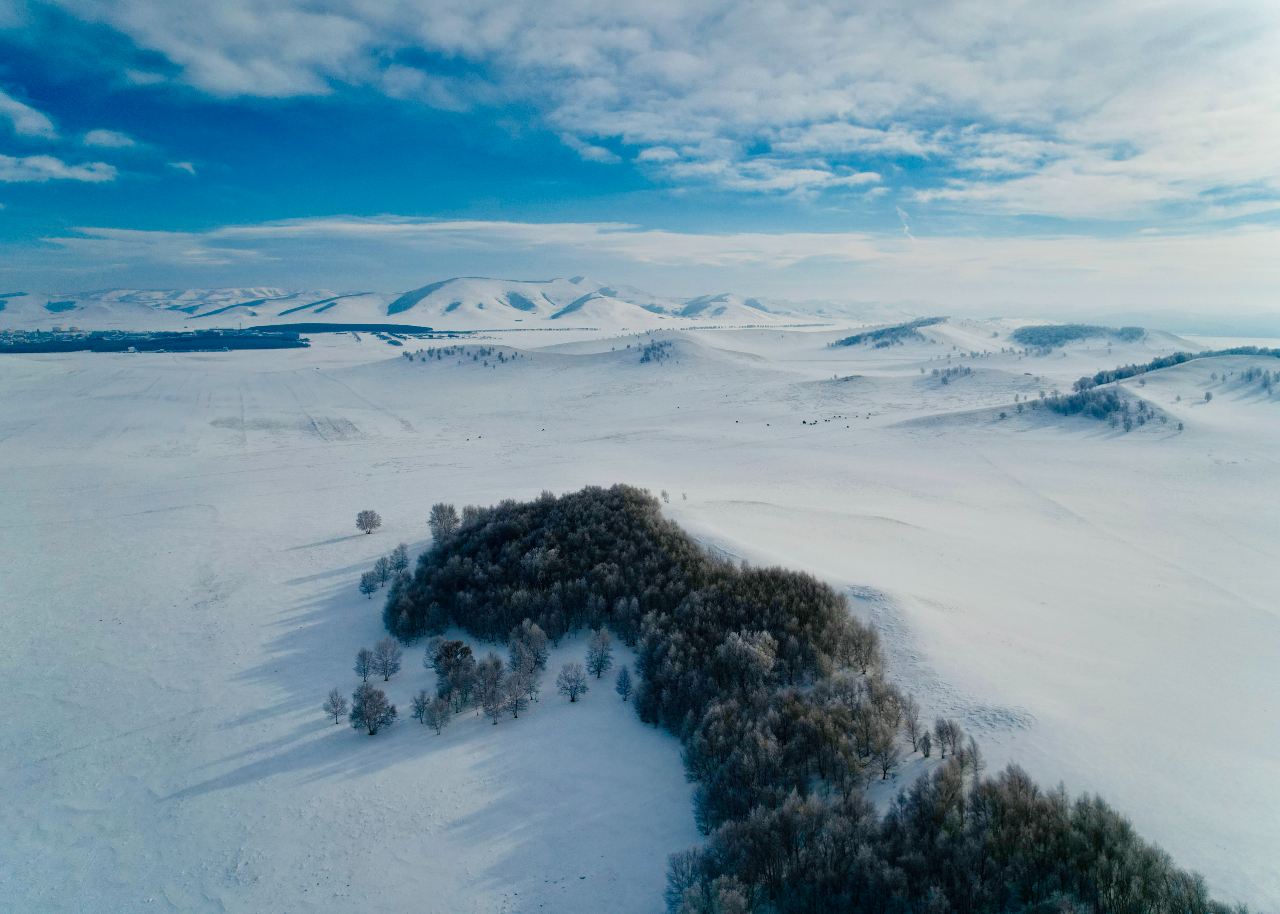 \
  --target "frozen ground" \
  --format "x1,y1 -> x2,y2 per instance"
1,321 -> 1277,911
